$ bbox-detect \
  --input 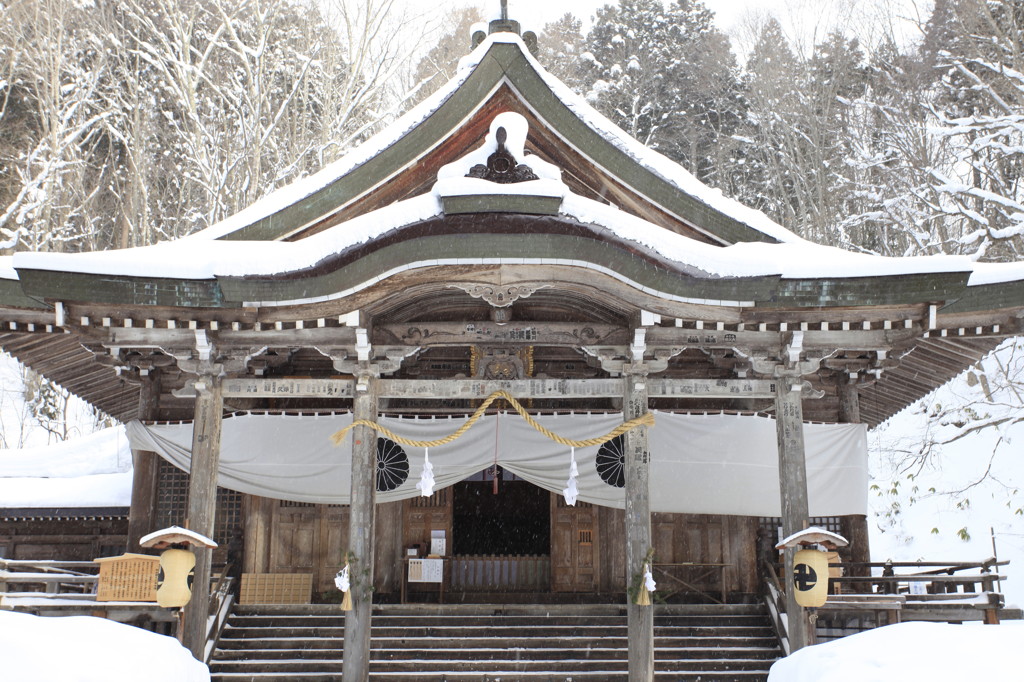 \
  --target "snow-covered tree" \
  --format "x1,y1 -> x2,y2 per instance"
0,0 -> 121,253
0,0 -> 425,444
411,6 -> 485,105
732,17 -> 803,227
583,0 -> 746,186
538,12 -> 588,95
919,0 -> 1024,260
0,0 -> 425,252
